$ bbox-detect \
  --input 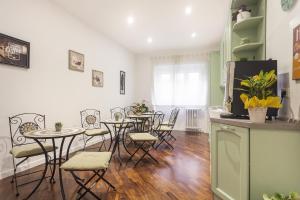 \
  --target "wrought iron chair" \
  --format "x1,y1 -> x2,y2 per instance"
154,108 -> 180,150
80,109 -> 111,151
9,113 -> 56,197
123,106 -> 144,131
110,107 -> 125,121
60,121 -> 127,200
126,111 -> 164,167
